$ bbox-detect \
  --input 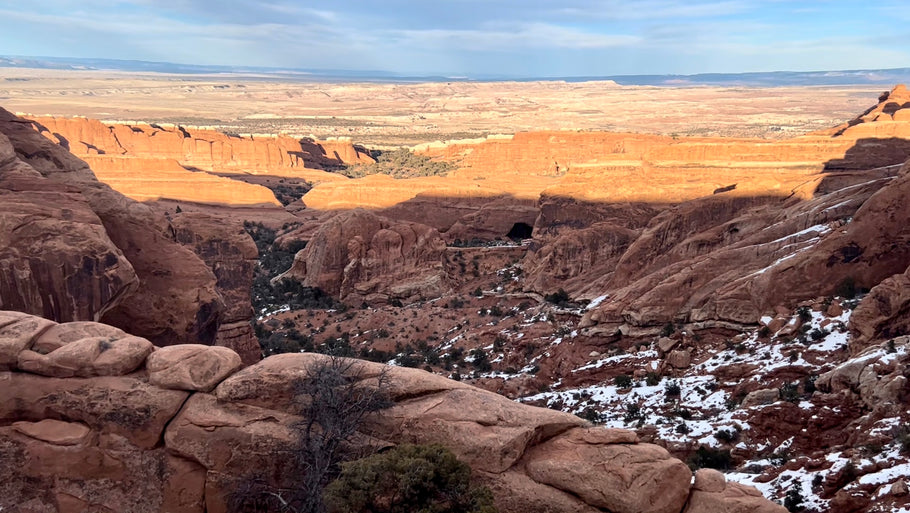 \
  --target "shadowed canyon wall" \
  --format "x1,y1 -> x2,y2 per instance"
0,108 -> 256,358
